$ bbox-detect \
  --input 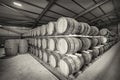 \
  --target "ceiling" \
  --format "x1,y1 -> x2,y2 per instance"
0,0 -> 119,28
